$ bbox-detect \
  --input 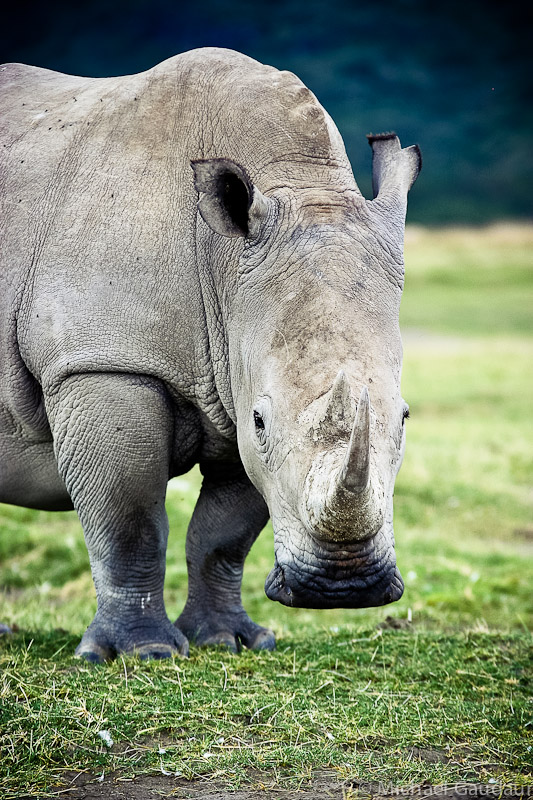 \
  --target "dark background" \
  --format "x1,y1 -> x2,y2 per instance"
2,0 -> 531,224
